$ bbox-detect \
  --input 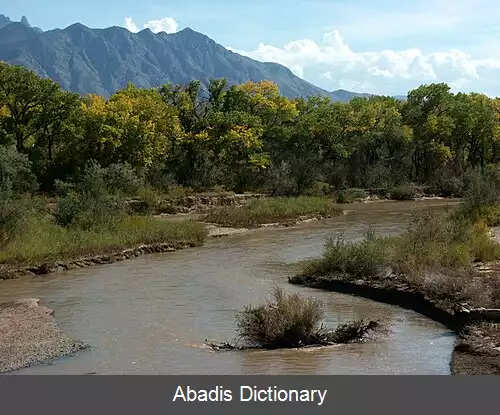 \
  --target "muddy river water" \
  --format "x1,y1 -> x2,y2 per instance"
0,199 -> 459,374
